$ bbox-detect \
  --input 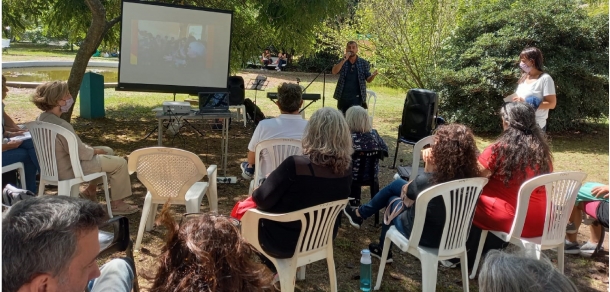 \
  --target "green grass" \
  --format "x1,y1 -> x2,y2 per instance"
3,44 -> 609,291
